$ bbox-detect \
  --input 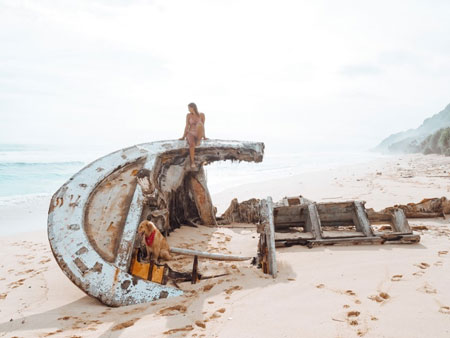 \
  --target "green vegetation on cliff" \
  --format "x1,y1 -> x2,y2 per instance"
419,127 -> 450,156
376,103 -> 450,155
